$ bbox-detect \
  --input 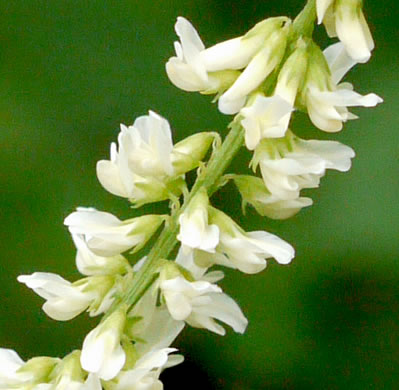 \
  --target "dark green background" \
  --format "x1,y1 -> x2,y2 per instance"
0,1 -> 398,388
